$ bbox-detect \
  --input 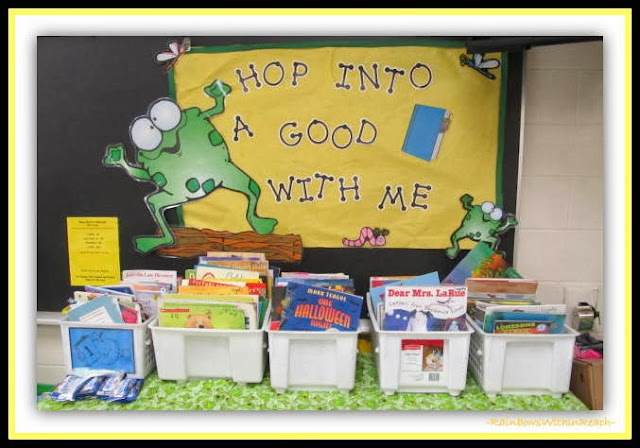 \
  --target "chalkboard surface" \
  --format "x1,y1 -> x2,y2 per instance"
37,36 -> 522,311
